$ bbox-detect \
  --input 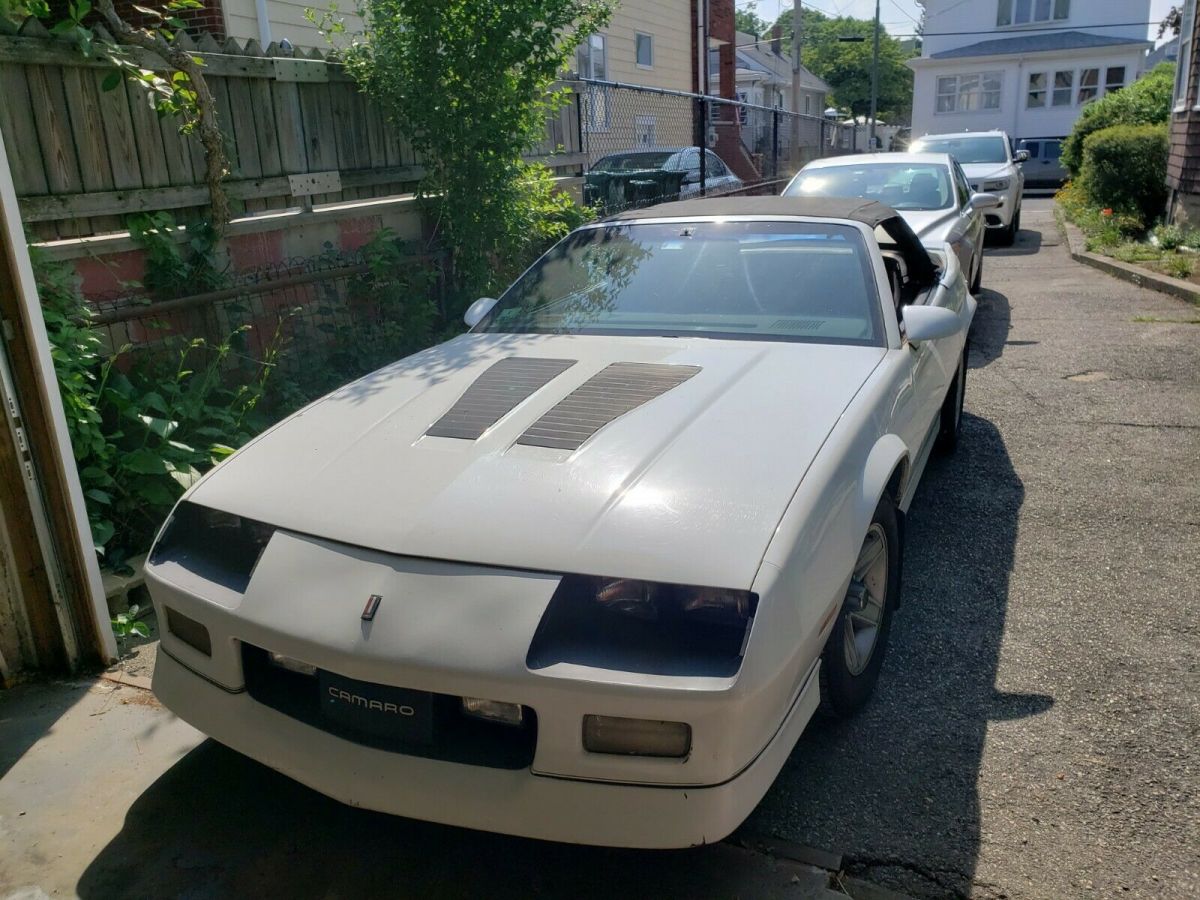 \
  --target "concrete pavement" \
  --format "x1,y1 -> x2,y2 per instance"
1,199 -> 1196,899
